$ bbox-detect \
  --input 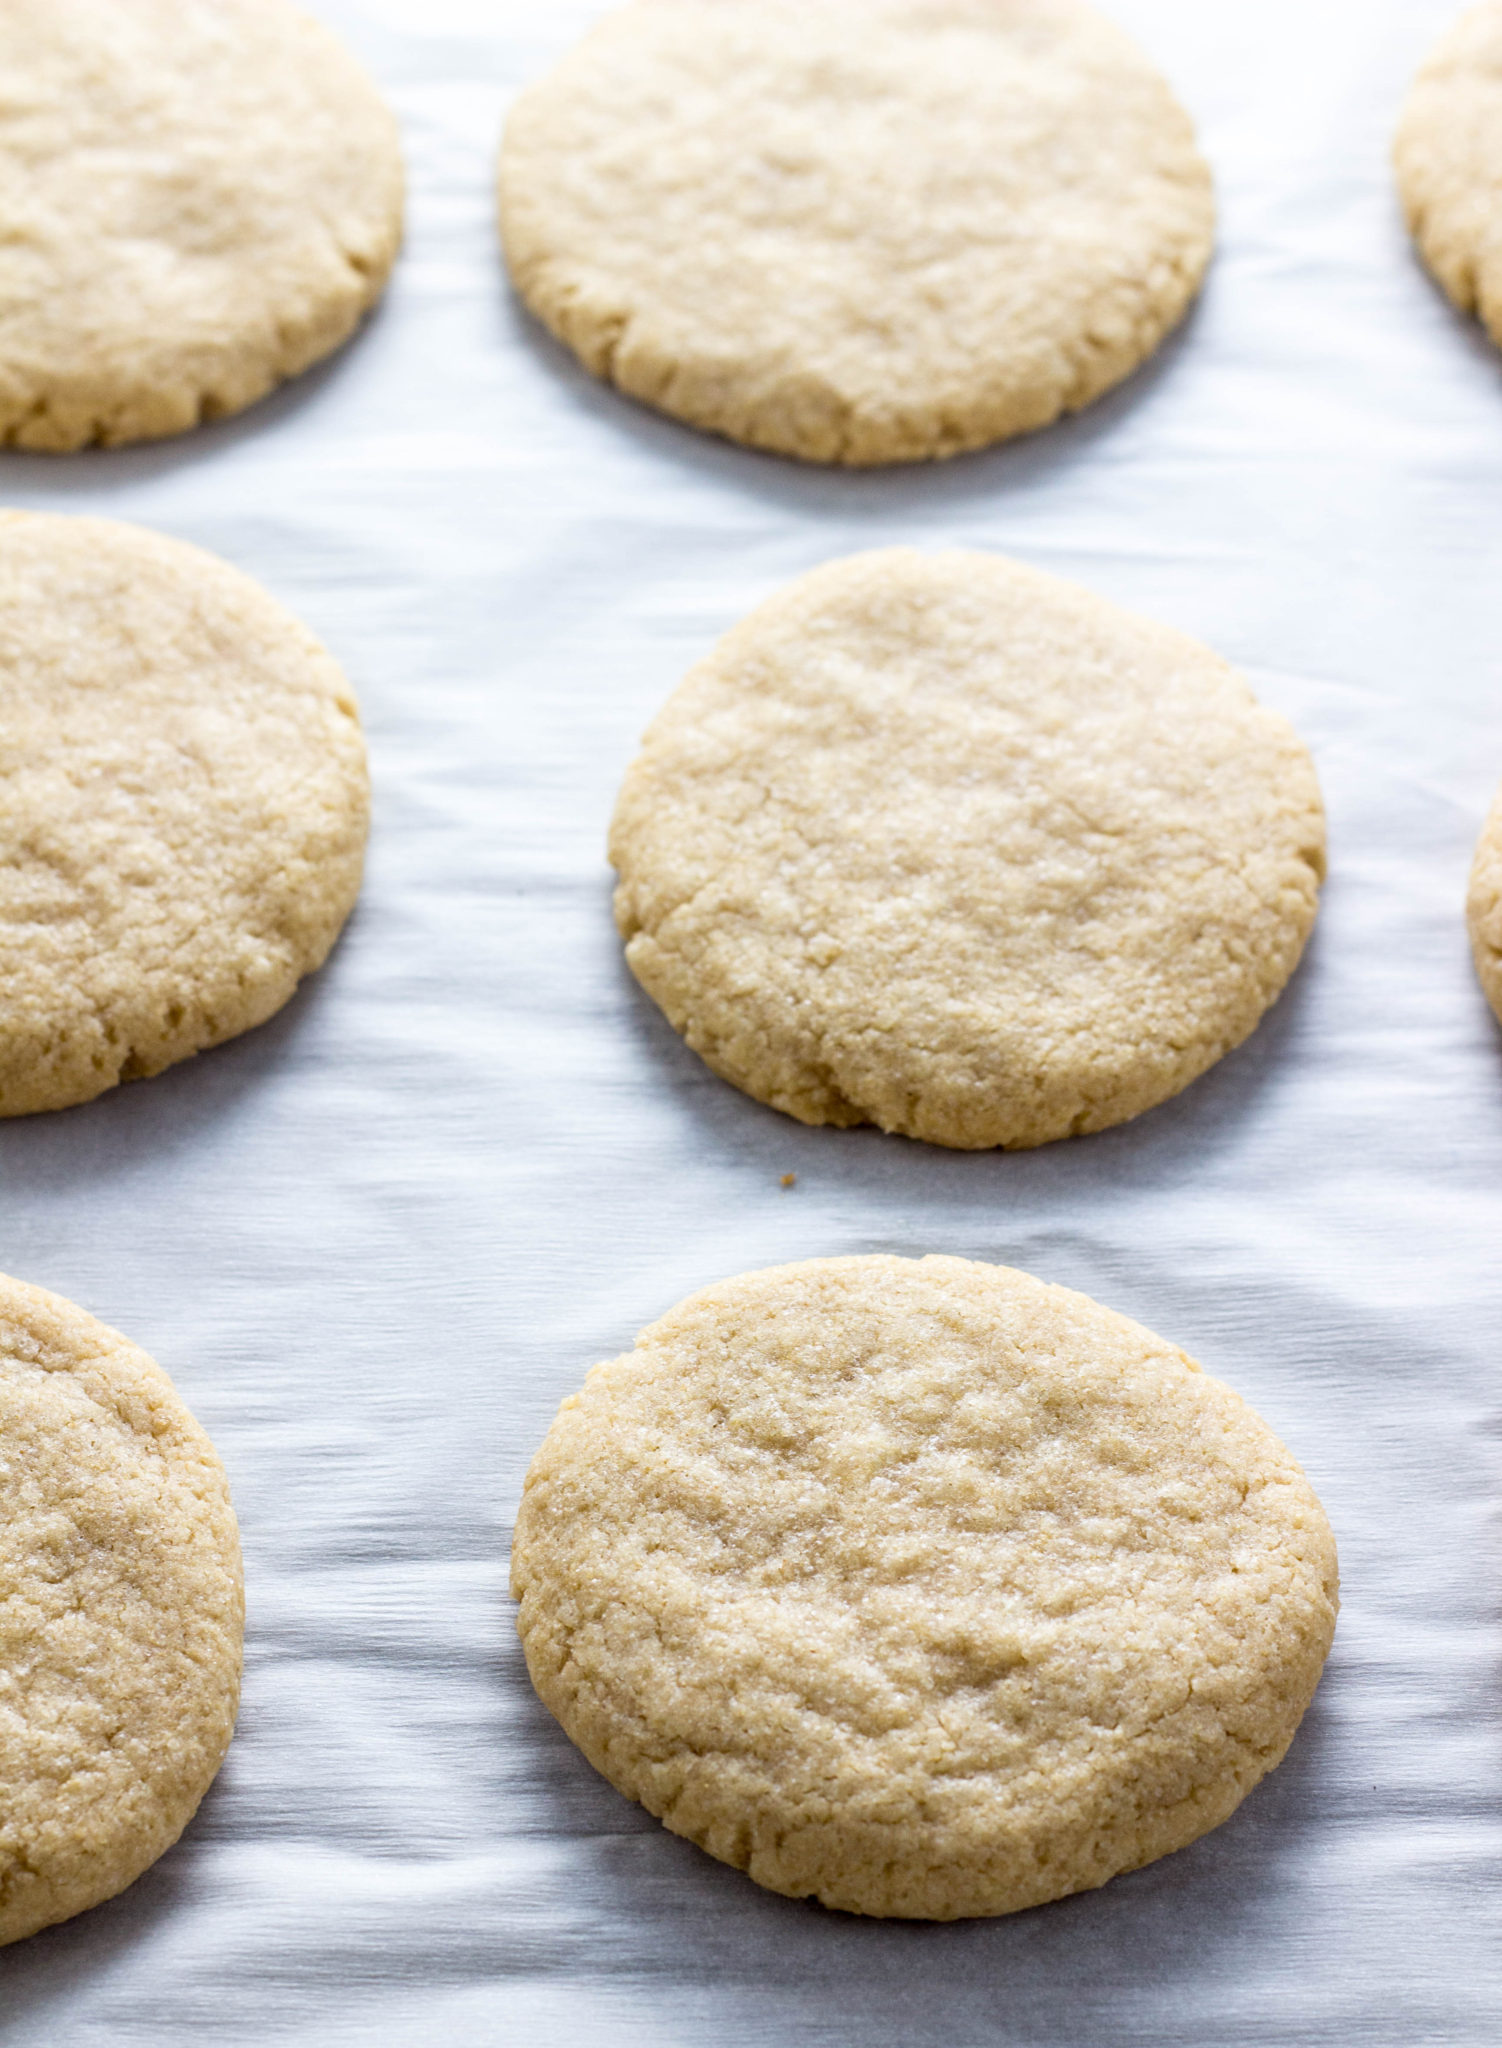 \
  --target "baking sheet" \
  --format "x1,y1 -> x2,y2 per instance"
2,0 -> 1501,2039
